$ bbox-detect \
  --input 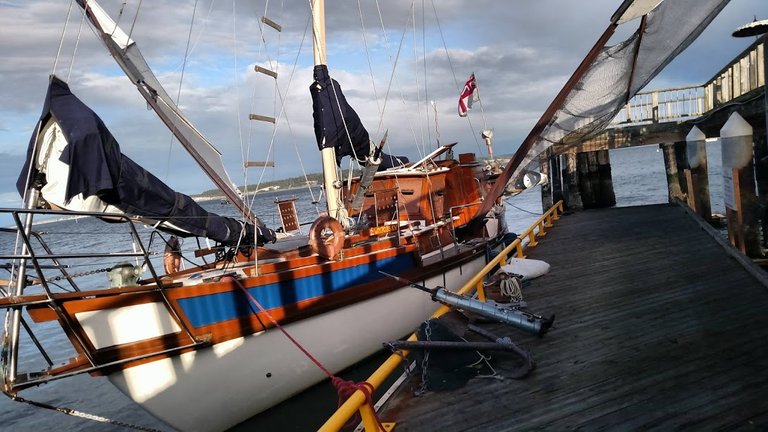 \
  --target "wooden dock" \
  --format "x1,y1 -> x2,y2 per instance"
378,204 -> 768,430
